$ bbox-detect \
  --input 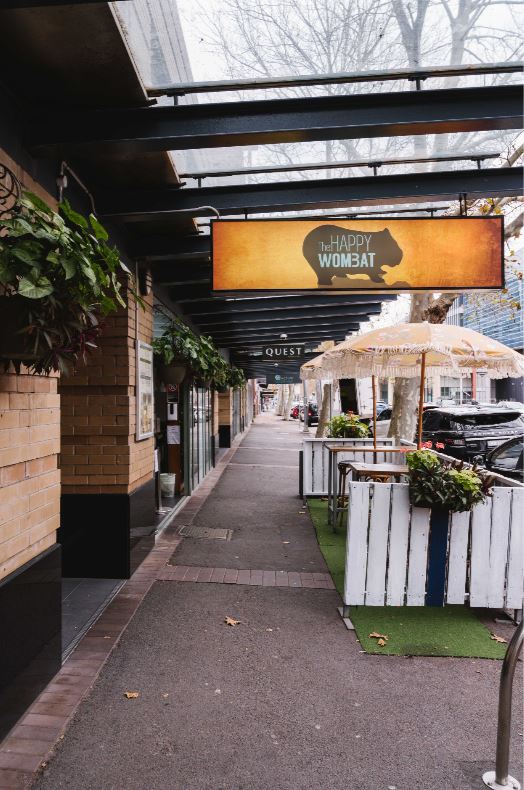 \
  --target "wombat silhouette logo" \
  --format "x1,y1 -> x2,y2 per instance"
302,224 -> 404,287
